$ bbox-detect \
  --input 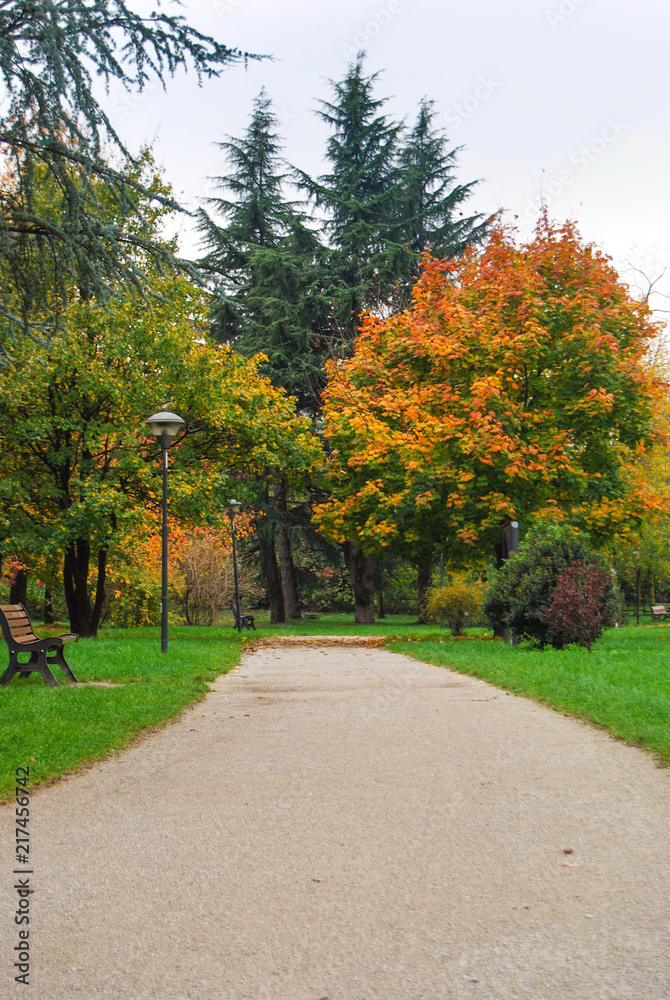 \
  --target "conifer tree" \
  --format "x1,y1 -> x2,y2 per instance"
199,90 -> 334,416
0,0 -> 254,346
199,91 -> 329,619
395,98 -> 491,304
299,56 -> 404,342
